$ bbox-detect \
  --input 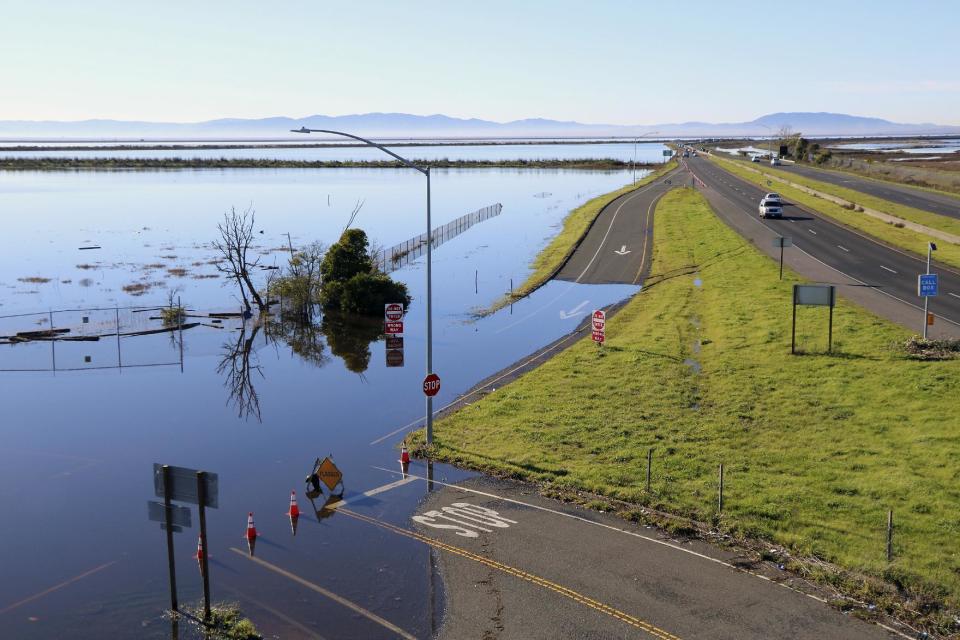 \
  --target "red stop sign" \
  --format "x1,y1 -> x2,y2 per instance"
423,373 -> 441,397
